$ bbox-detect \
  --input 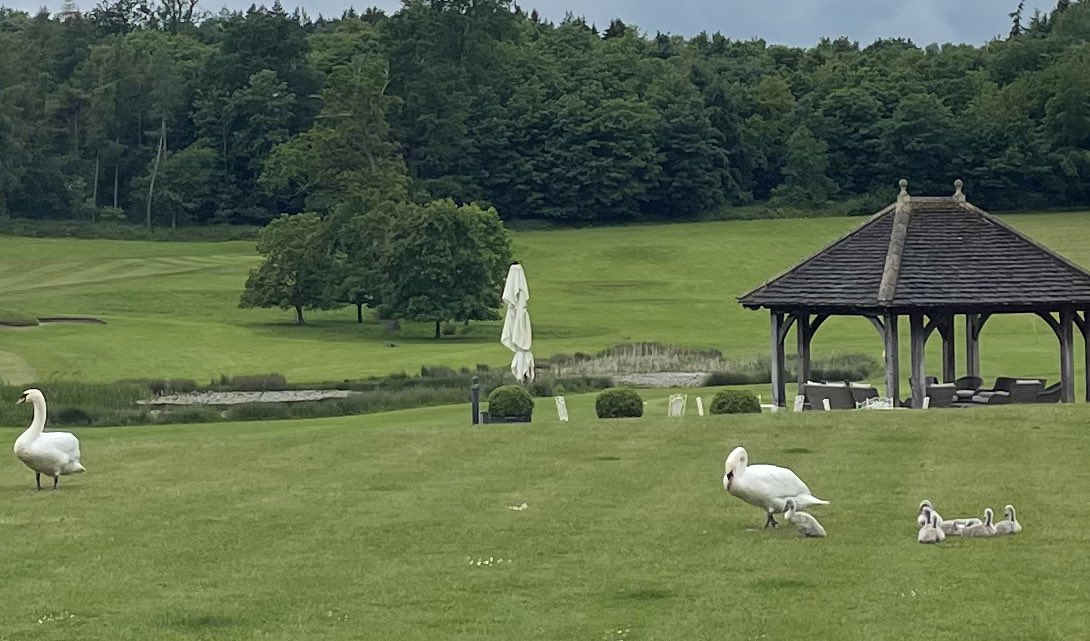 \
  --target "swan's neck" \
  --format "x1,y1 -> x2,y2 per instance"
19,397 -> 46,442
